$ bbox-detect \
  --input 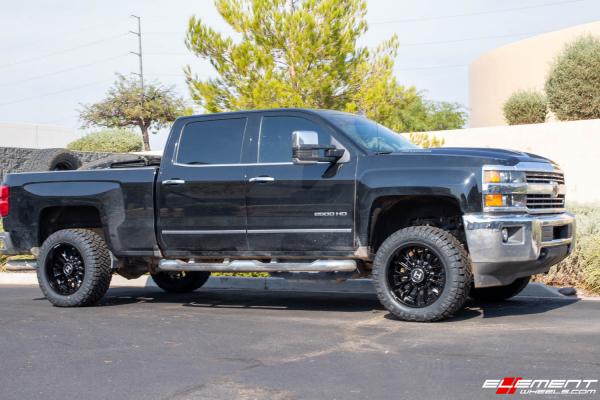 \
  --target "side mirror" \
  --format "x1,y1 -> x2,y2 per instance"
292,130 -> 345,164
